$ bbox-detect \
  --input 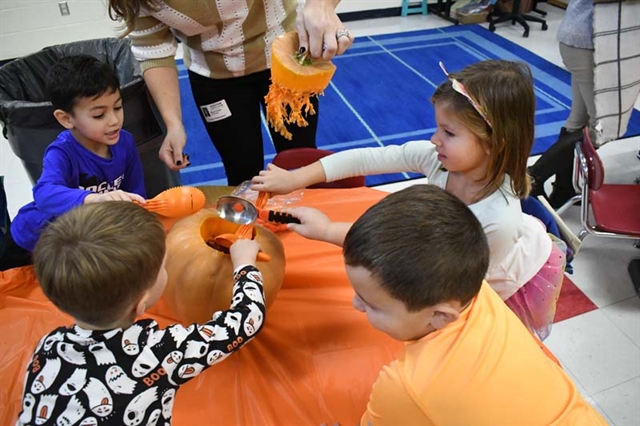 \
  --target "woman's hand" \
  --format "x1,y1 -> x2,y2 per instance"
159,124 -> 190,171
295,0 -> 354,61
142,67 -> 189,171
